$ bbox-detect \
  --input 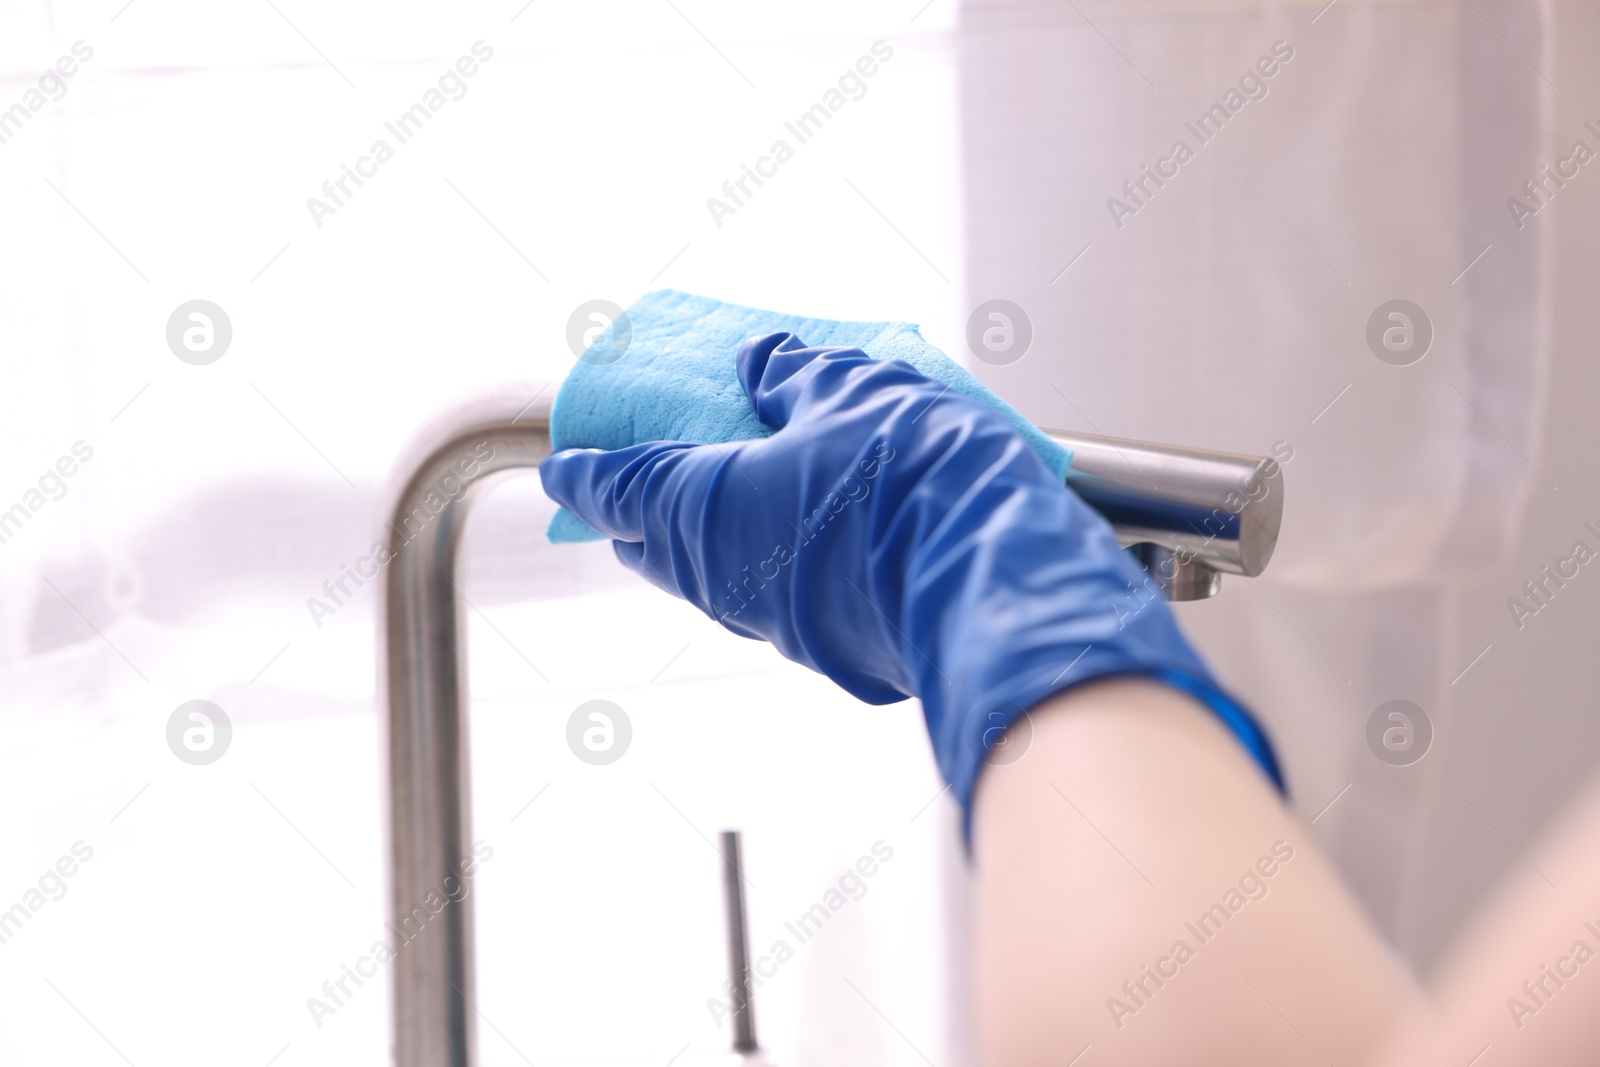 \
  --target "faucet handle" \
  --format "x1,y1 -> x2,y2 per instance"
1045,429 -> 1285,600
